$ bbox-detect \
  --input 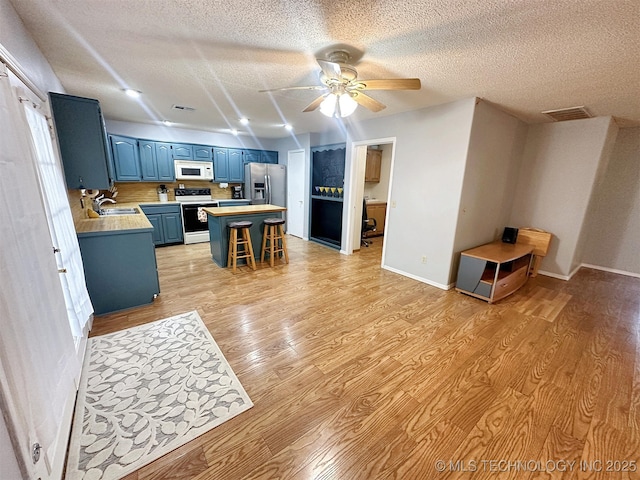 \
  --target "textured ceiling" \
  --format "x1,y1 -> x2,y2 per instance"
10,0 -> 640,138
